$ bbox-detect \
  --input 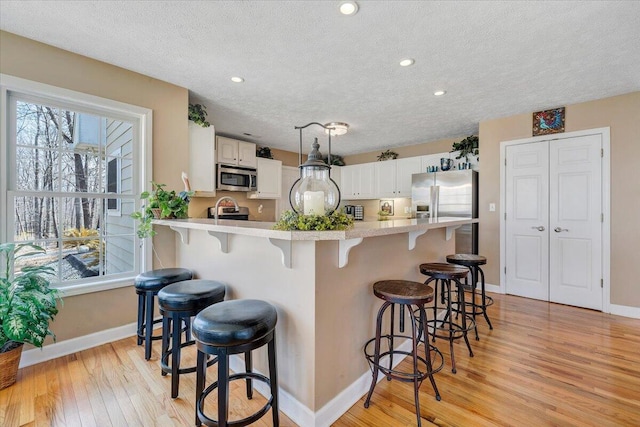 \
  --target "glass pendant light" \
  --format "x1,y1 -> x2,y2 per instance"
289,123 -> 342,215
